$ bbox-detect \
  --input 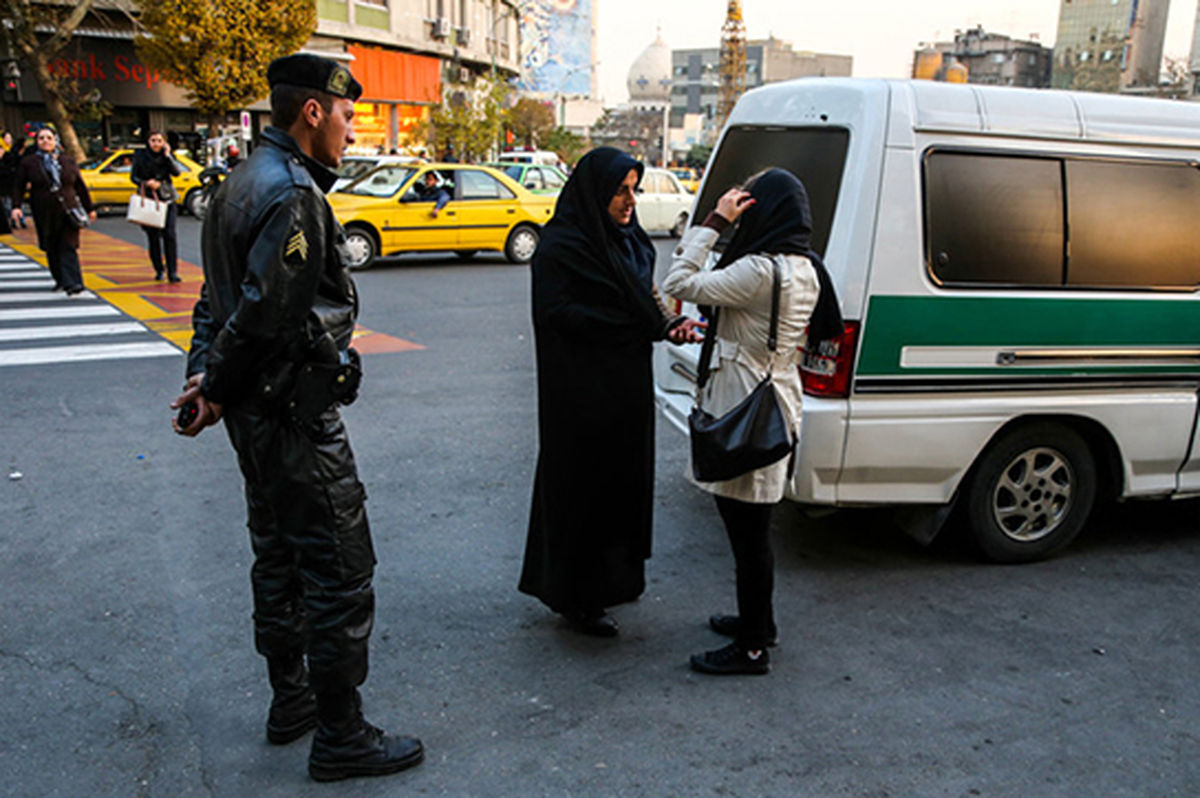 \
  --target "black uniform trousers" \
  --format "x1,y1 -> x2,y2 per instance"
222,400 -> 376,696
